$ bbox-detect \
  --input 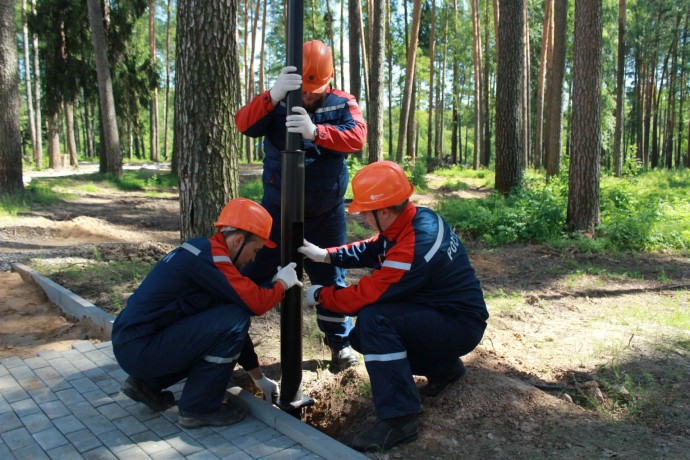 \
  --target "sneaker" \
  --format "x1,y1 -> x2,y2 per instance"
178,399 -> 248,429
331,346 -> 359,372
419,359 -> 469,397
351,414 -> 419,452
121,376 -> 176,411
